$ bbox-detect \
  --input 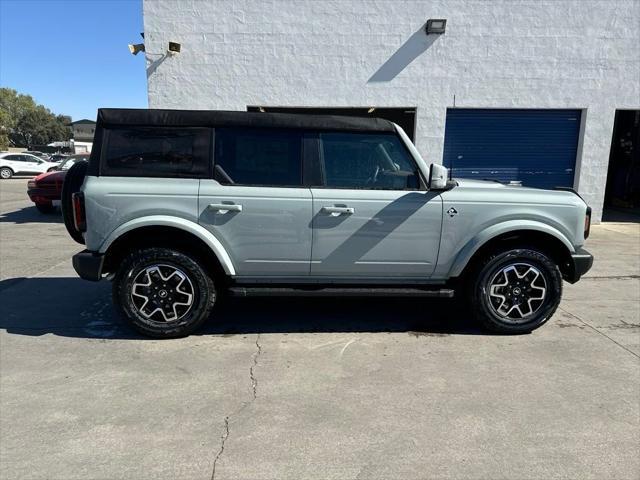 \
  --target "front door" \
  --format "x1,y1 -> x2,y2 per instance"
199,127 -> 312,277
310,132 -> 442,278
21,155 -> 44,174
